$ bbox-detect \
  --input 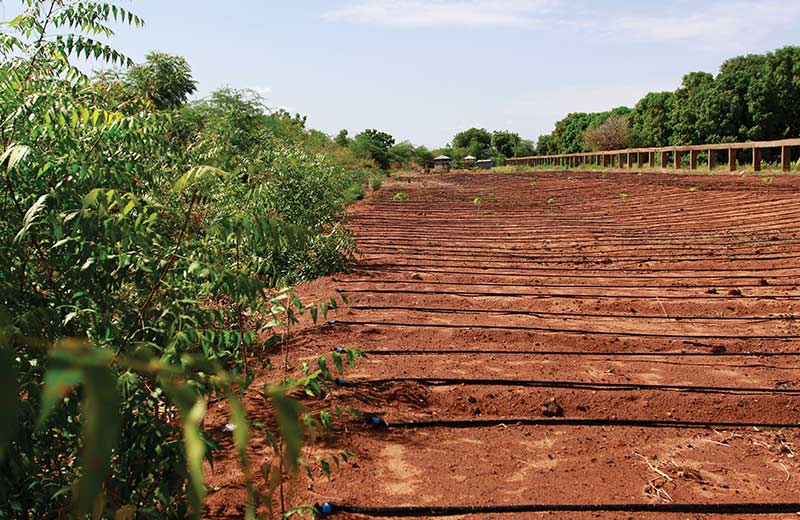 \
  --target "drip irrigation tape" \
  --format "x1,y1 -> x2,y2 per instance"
328,320 -> 800,340
348,304 -> 797,322
337,288 -> 799,301
316,501 -> 800,517
363,416 -> 800,430
356,348 -> 800,357
337,277 -> 799,288
335,377 -> 800,396
359,264 -> 800,274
